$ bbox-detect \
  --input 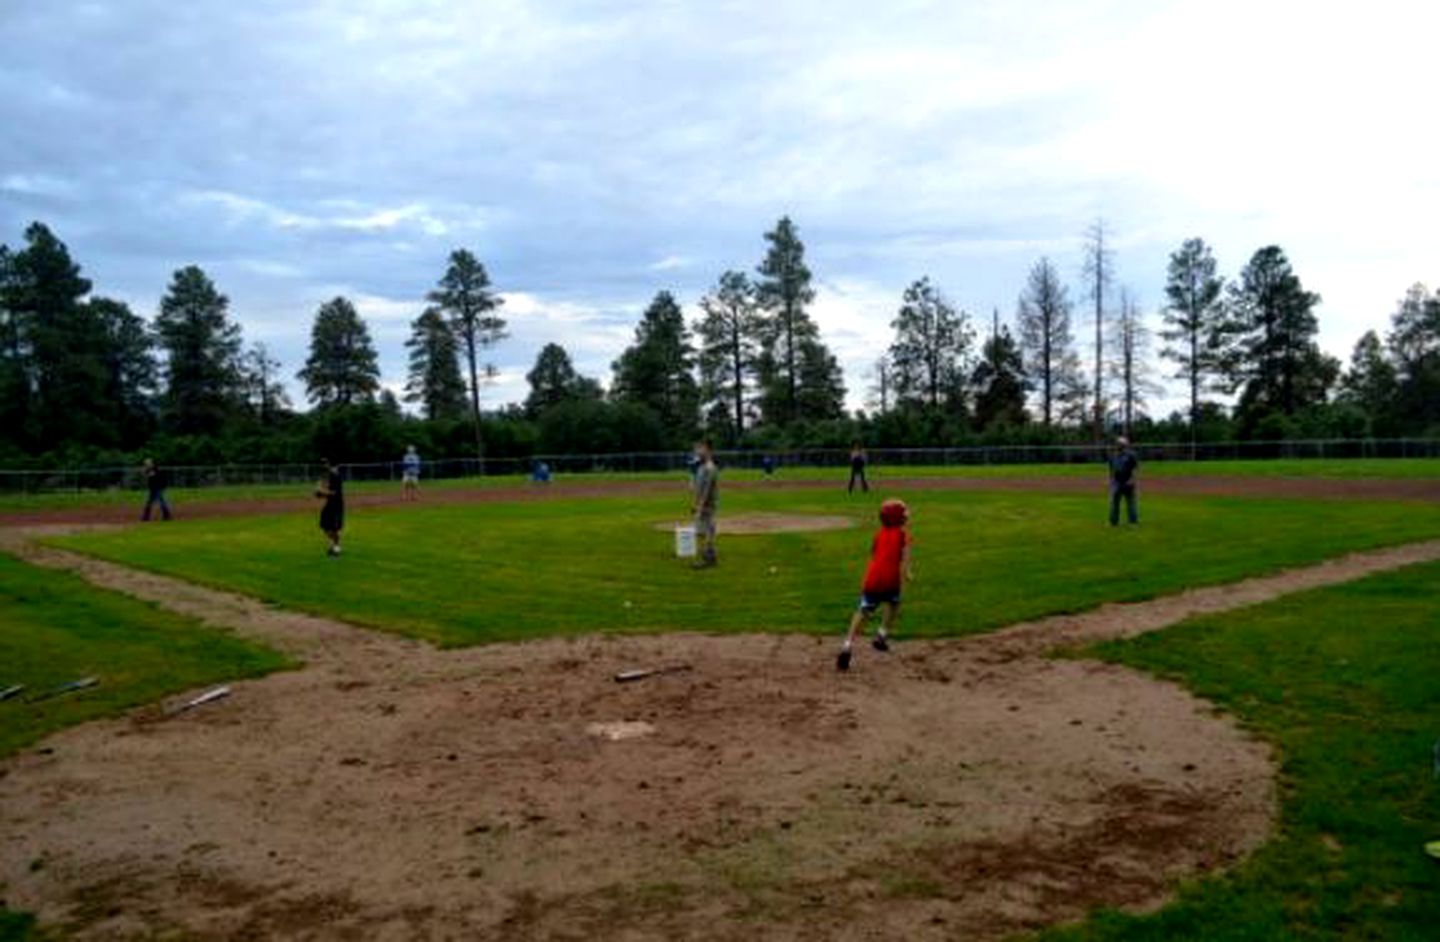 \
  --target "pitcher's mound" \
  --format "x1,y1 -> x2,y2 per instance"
655,512 -> 853,534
